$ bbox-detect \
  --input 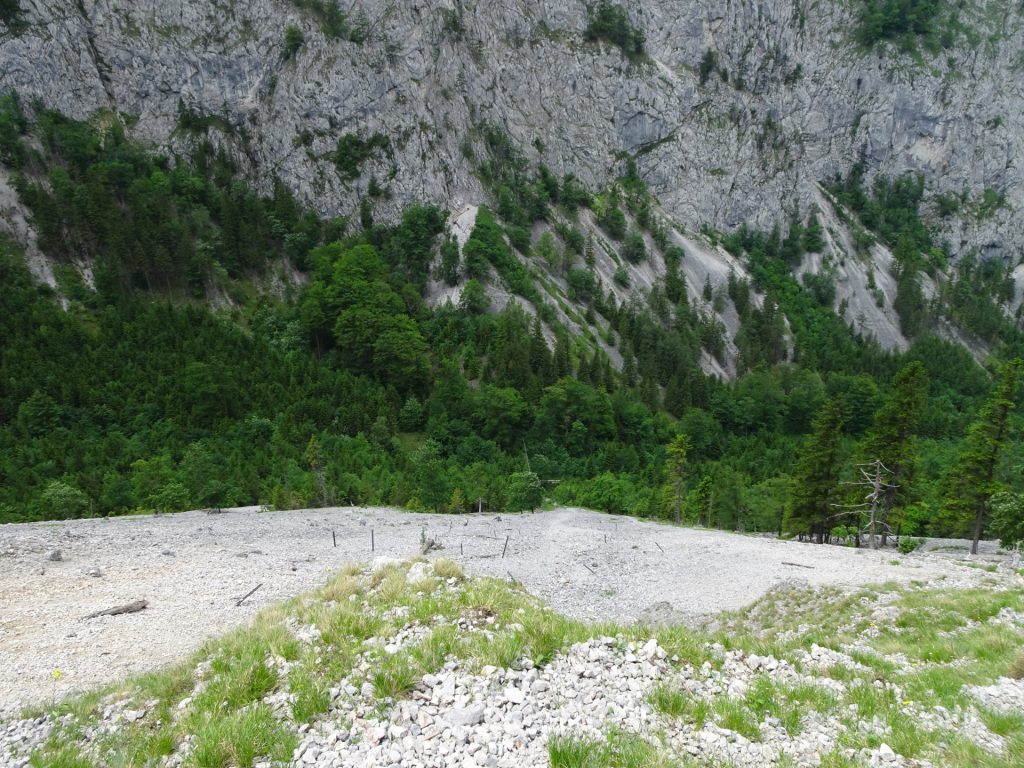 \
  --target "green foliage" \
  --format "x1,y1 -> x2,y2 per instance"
783,399 -> 846,539
506,471 -> 544,512
989,491 -> 1024,549
939,360 -> 1023,550
596,201 -> 627,240
438,236 -> 461,285
801,272 -> 836,307
898,536 -> 924,553
941,254 -> 1022,346
584,2 -> 645,60
0,0 -> 24,32
827,168 -> 945,338
3,103 -> 1022,542
855,0 -> 969,54
859,361 -> 929,527
334,132 -> 391,181
39,480 -> 90,519
0,92 -> 27,166
462,207 -> 539,303
288,0 -> 363,41
698,49 -> 718,85
803,211 -> 825,253
283,25 -> 305,59
665,434 -> 690,523
4,104 -> 332,297
974,188 -> 1007,220
725,223 -> 892,376
621,231 -> 646,263
476,125 -> 555,231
